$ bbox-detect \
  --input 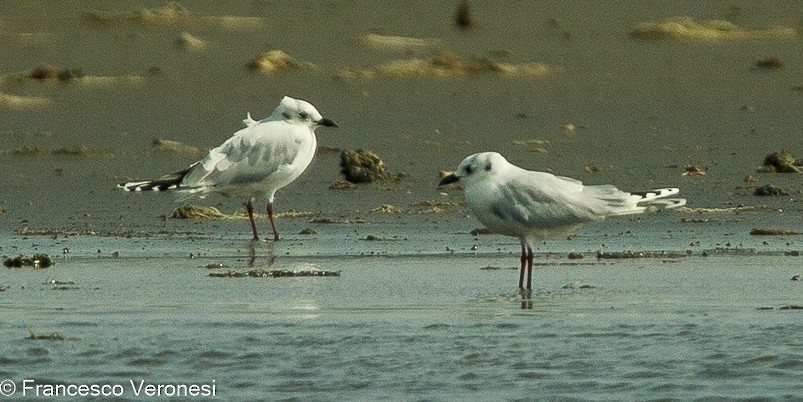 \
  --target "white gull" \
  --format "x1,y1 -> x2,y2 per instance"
439,151 -> 685,290
119,96 -> 338,241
